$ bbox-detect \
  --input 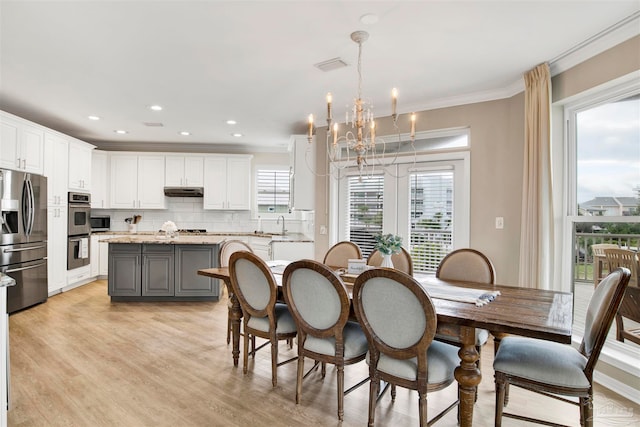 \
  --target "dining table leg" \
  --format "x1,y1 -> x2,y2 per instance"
454,325 -> 481,427
225,280 -> 242,367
